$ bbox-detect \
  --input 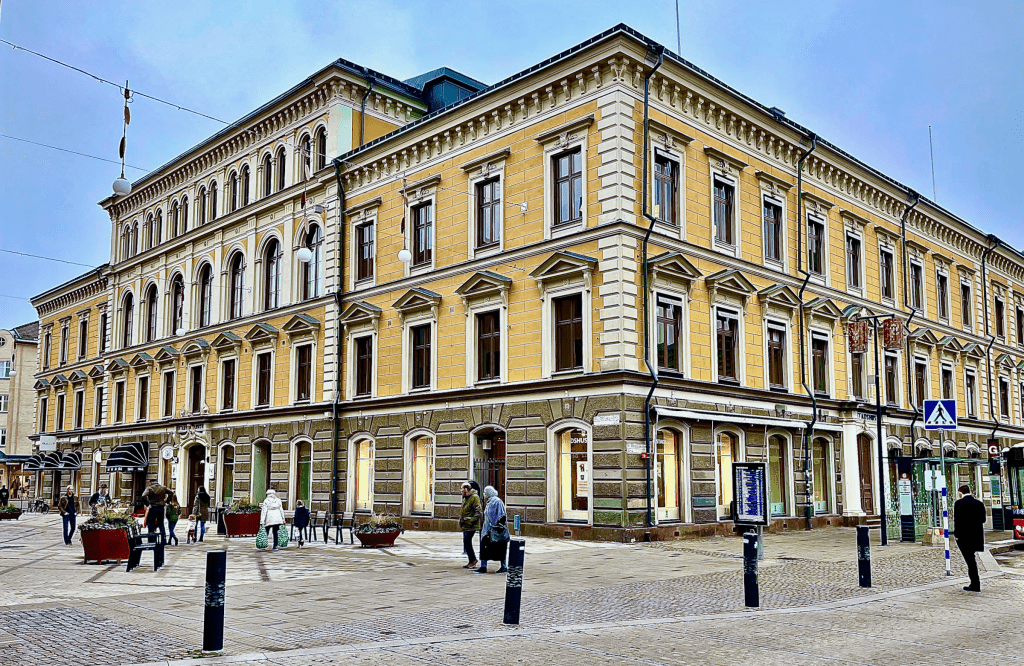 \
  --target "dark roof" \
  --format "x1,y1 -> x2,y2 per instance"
11,321 -> 39,341
403,67 -> 487,92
